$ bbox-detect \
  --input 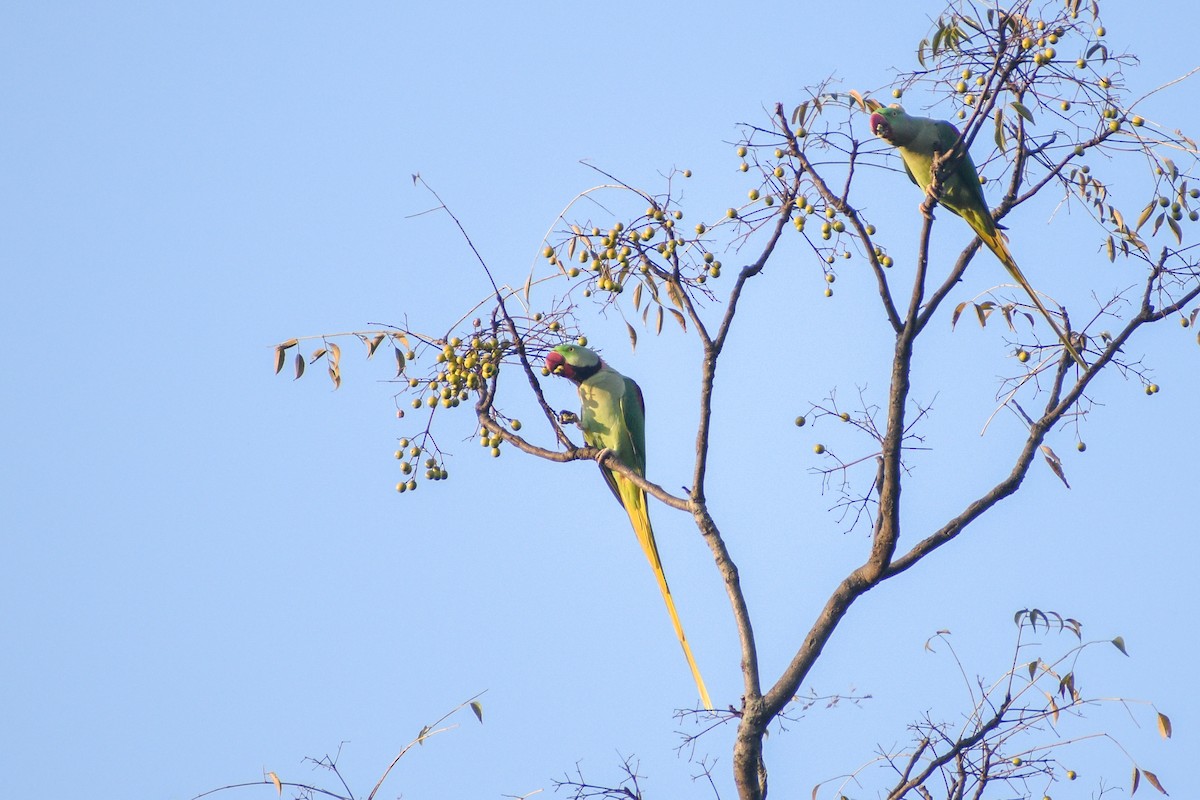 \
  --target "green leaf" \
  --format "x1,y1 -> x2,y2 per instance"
1111,635 -> 1129,656
1010,101 -> 1036,124
994,108 -> 1008,154
470,700 -> 484,724
1167,214 -> 1182,244
1136,201 -> 1156,231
